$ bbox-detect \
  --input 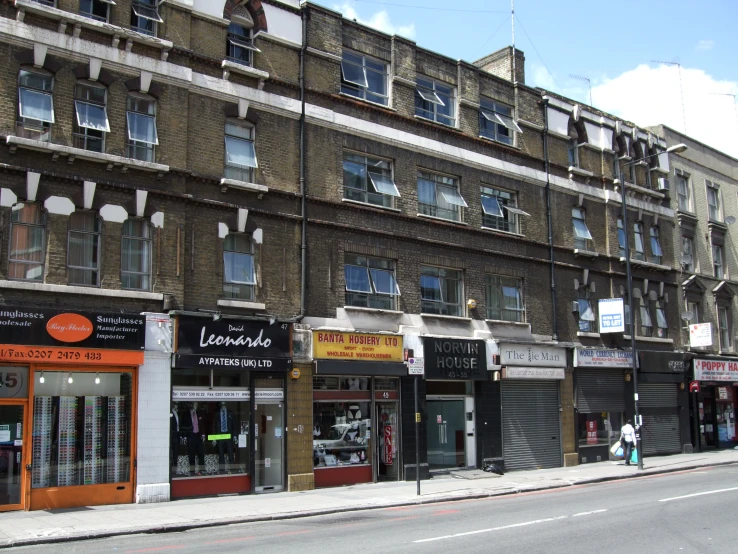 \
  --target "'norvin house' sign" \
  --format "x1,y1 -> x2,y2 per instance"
424,337 -> 487,380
